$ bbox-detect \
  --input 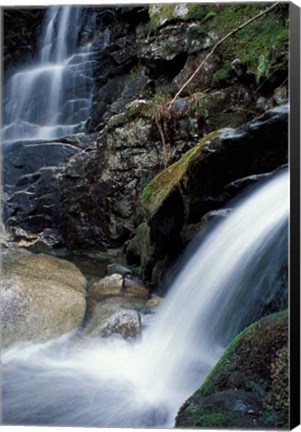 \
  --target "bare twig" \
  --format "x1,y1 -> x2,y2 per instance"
168,2 -> 279,110
154,113 -> 168,167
